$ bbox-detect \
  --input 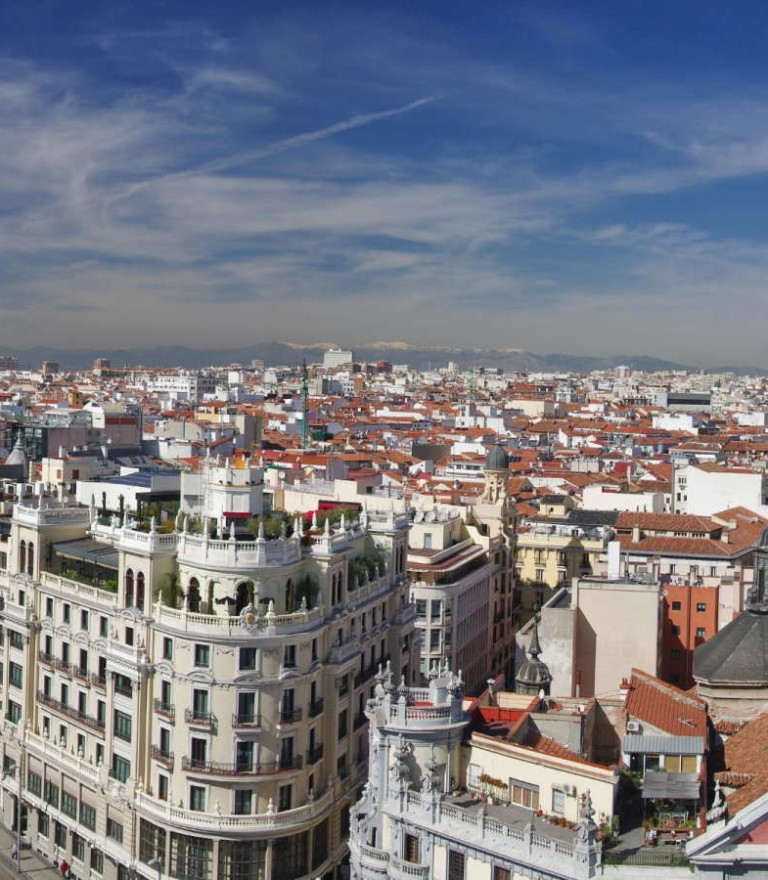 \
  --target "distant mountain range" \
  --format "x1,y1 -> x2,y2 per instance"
1,342 -> 763,374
